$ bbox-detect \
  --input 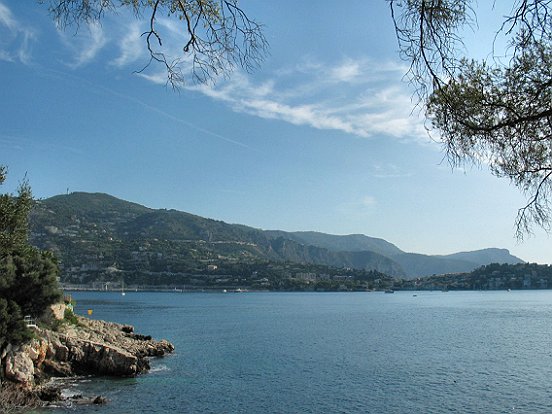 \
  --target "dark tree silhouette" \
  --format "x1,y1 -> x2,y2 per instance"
0,168 -> 61,350
390,0 -> 552,237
